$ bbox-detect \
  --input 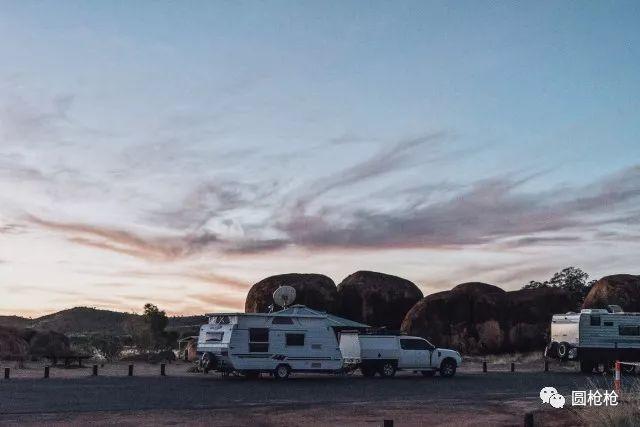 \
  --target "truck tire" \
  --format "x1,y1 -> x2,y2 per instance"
273,364 -> 291,380
361,365 -> 376,378
580,360 -> 594,374
557,342 -> 569,360
378,362 -> 396,378
439,358 -> 457,378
